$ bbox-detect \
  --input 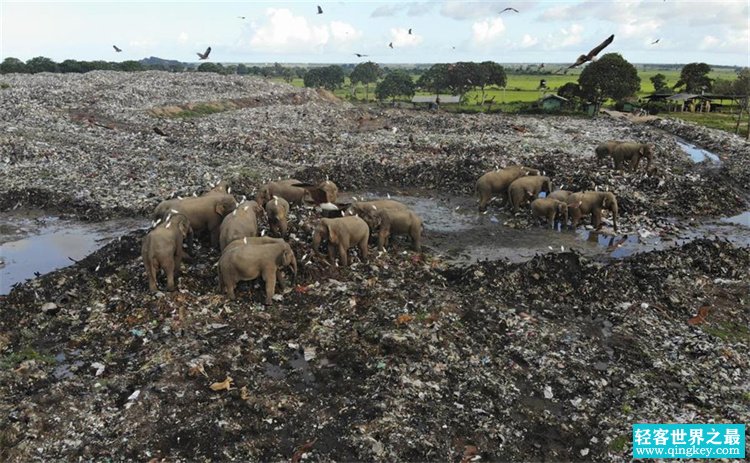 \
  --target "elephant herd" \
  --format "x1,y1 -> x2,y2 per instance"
142,140 -> 649,302
142,179 -> 423,304
474,139 -> 653,232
